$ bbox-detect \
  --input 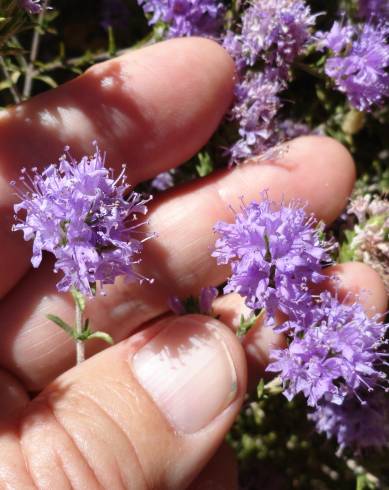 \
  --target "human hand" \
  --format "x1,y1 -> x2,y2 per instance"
0,38 -> 386,489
